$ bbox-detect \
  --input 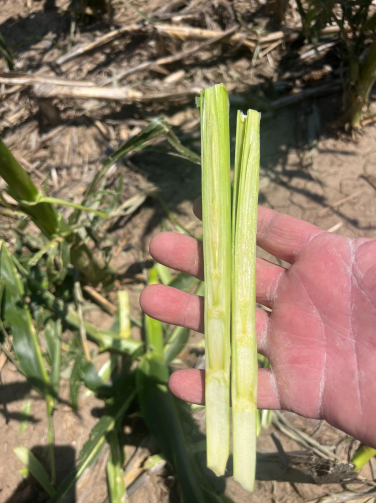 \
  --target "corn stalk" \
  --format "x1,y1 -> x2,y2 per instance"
0,139 -> 111,284
199,84 -> 231,476
347,39 -> 376,128
232,110 -> 260,492
295,0 -> 376,128
352,445 -> 376,471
